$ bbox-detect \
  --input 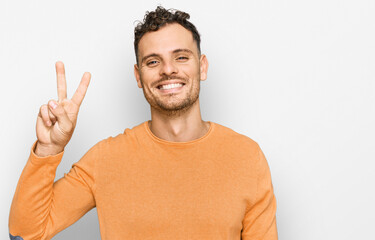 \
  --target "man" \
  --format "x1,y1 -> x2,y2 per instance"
9,6 -> 278,240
